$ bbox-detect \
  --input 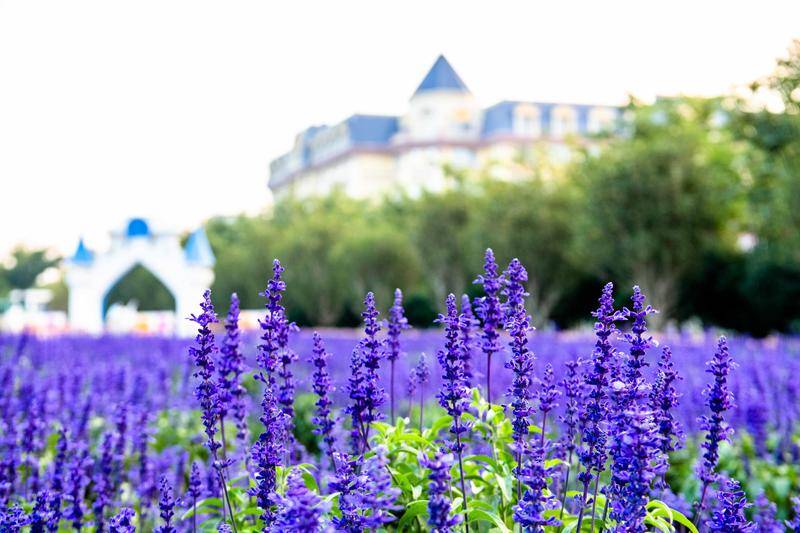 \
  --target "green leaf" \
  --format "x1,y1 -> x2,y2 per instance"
429,415 -> 454,435
494,472 -> 511,504
467,508 -> 511,533
668,510 -> 699,533
647,499 -> 698,533
644,513 -> 674,533
464,454 -> 500,472
398,500 -> 429,531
